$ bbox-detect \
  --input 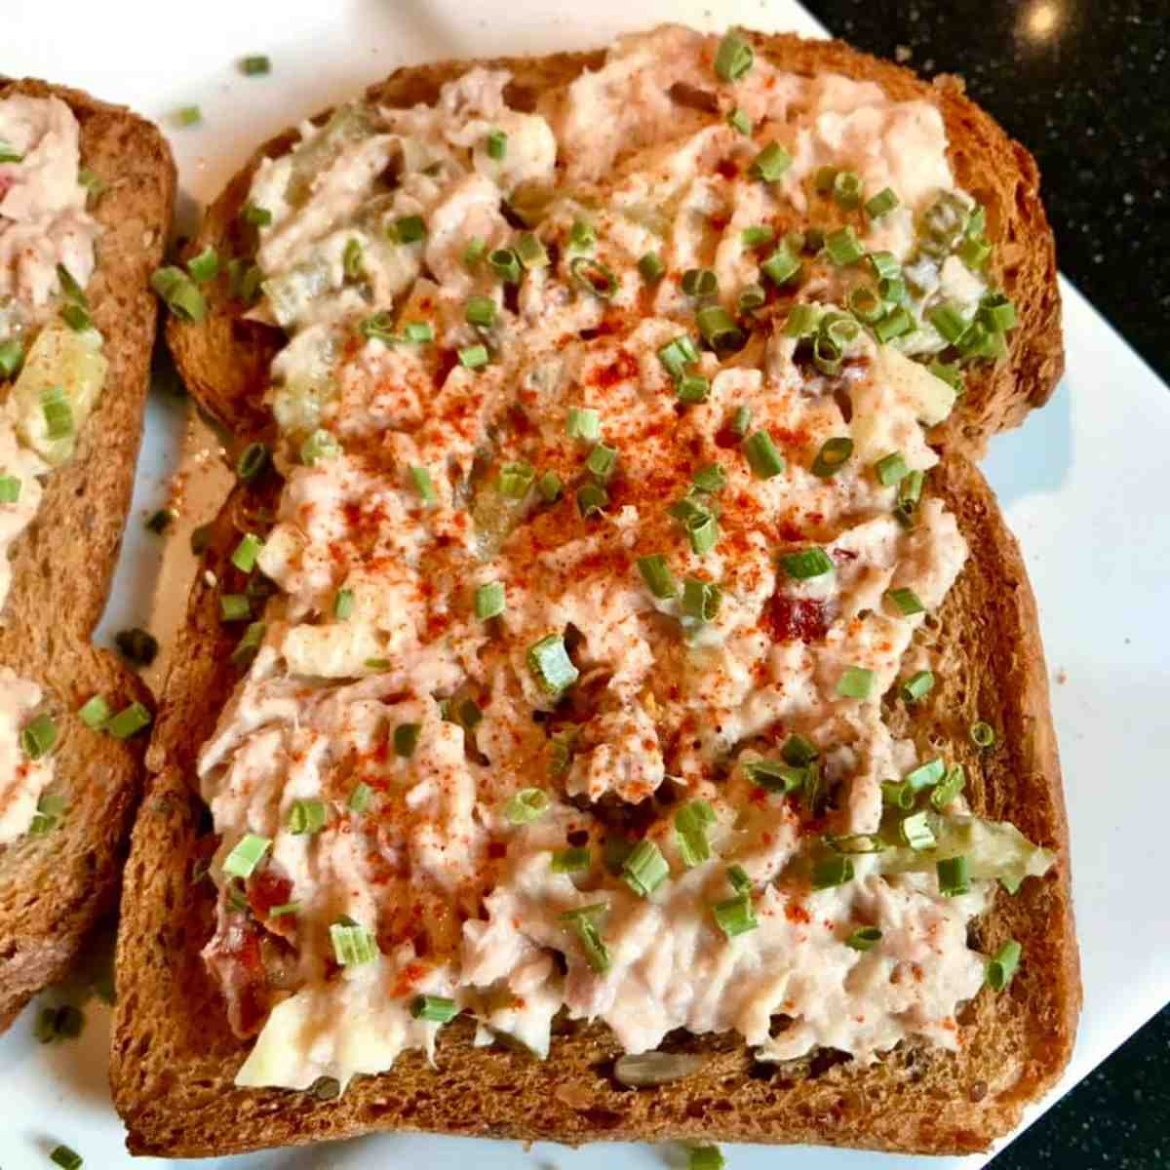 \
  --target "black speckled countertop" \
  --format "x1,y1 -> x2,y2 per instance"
800,1 -> 1170,1166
